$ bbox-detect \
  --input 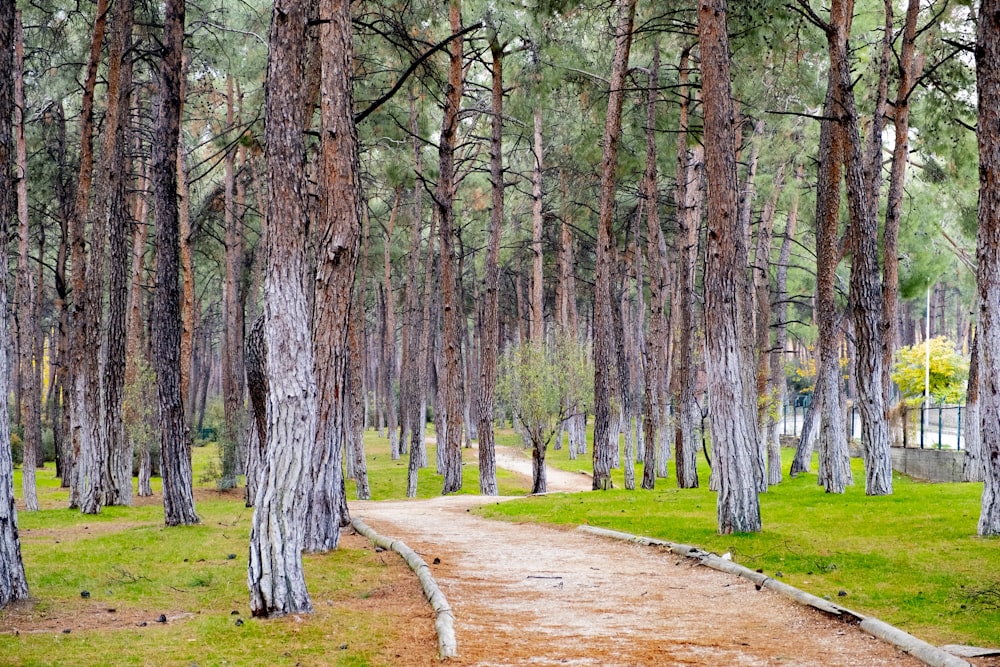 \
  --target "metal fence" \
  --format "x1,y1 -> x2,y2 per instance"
781,400 -> 967,450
